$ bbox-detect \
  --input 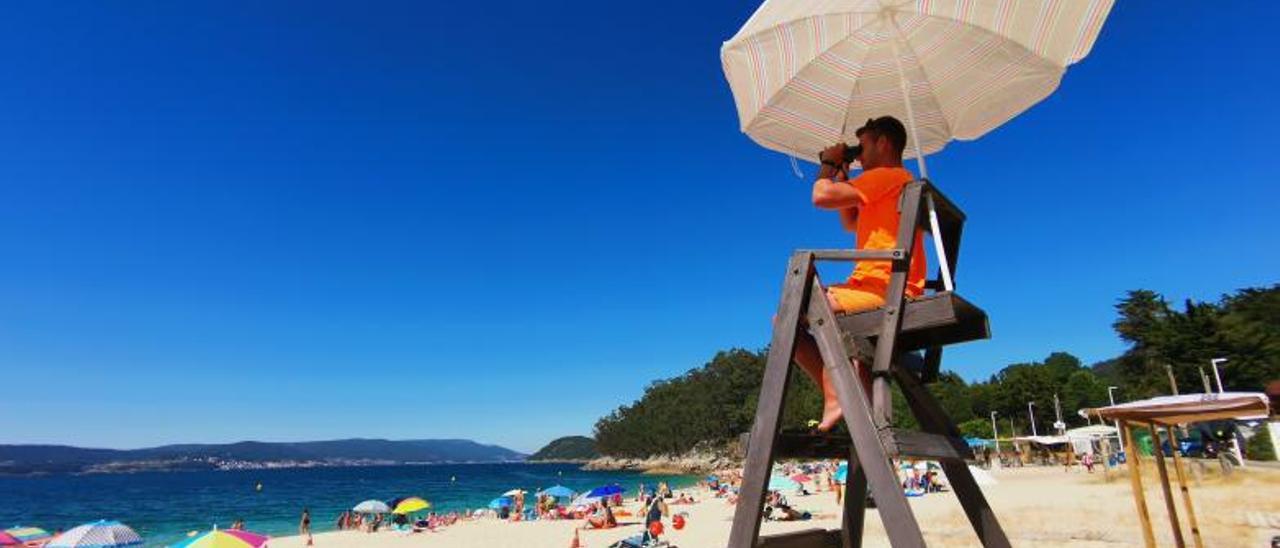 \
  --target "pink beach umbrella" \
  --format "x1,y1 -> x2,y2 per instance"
0,532 -> 20,546
170,528 -> 269,548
